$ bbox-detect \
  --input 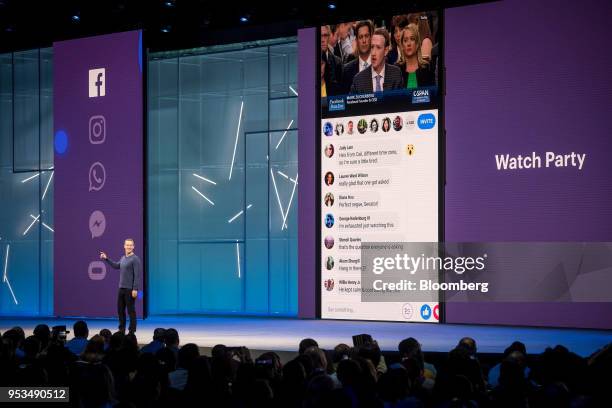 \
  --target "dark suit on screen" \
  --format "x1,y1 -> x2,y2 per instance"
349,64 -> 404,94
324,50 -> 343,97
